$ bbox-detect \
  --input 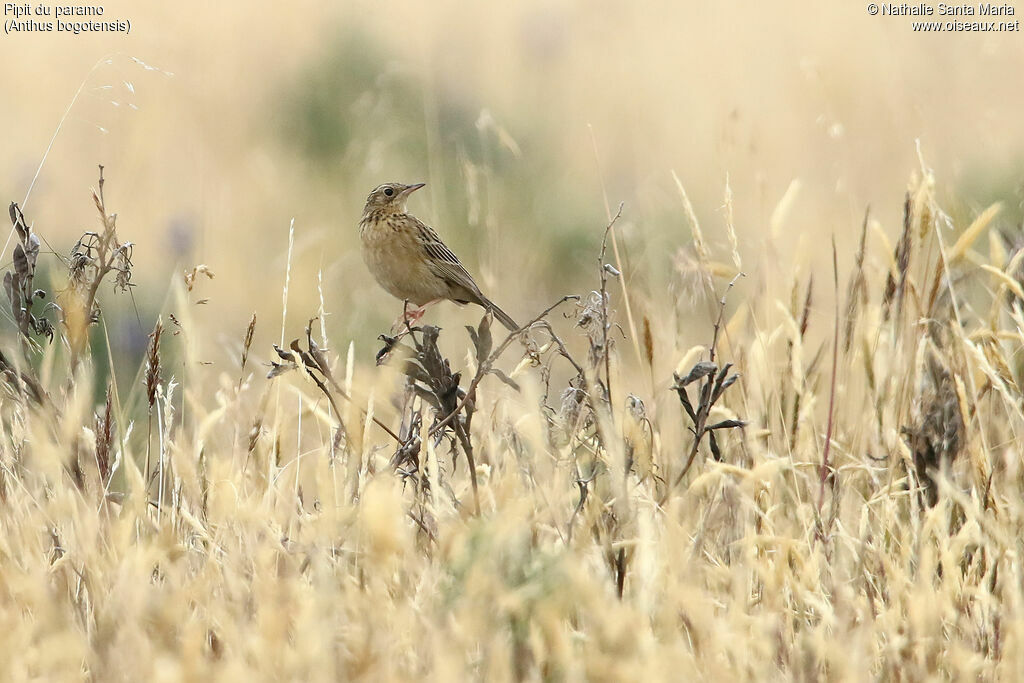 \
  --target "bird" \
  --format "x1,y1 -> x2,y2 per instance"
358,182 -> 519,331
